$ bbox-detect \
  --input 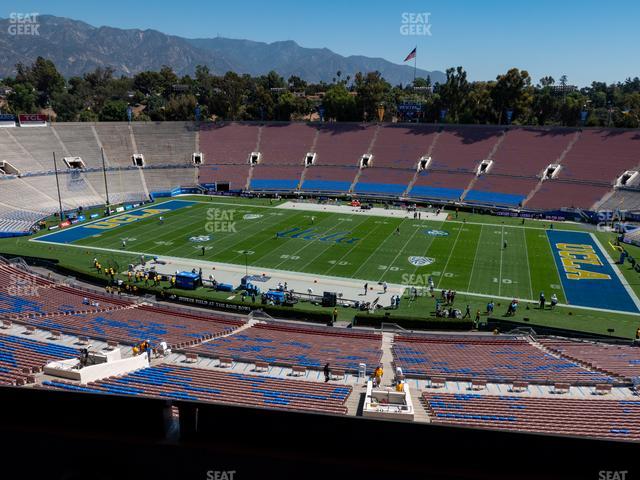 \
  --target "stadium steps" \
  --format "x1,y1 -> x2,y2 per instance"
592,188 -> 617,211
383,332 -> 431,422
409,385 -> 432,423
526,337 -> 620,381
2,127 -> 49,172
349,124 -> 382,193
243,125 -> 265,190
522,130 -> 581,207
195,318 -> 259,346
51,126 -> 105,201
403,129 -> 443,197
245,164 -> 255,190
128,126 -> 151,198
297,128 -> 320,190
459,129 -> 507,202
90,125 -> 111,167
